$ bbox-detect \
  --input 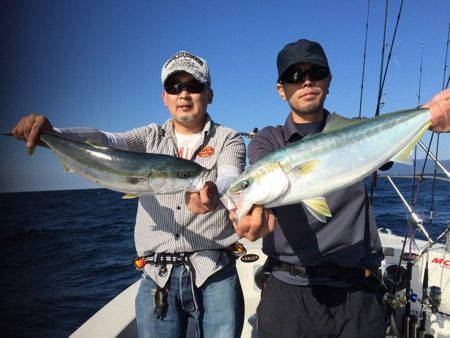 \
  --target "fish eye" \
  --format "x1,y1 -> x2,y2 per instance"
240,180 -> 250,190
181,172 -> 189,179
